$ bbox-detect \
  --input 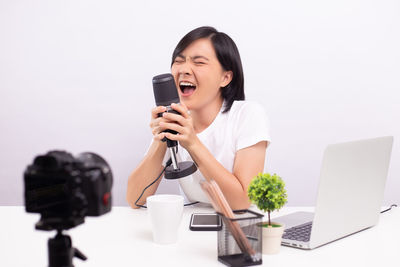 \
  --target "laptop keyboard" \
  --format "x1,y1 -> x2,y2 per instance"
282,222 -> 313,242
